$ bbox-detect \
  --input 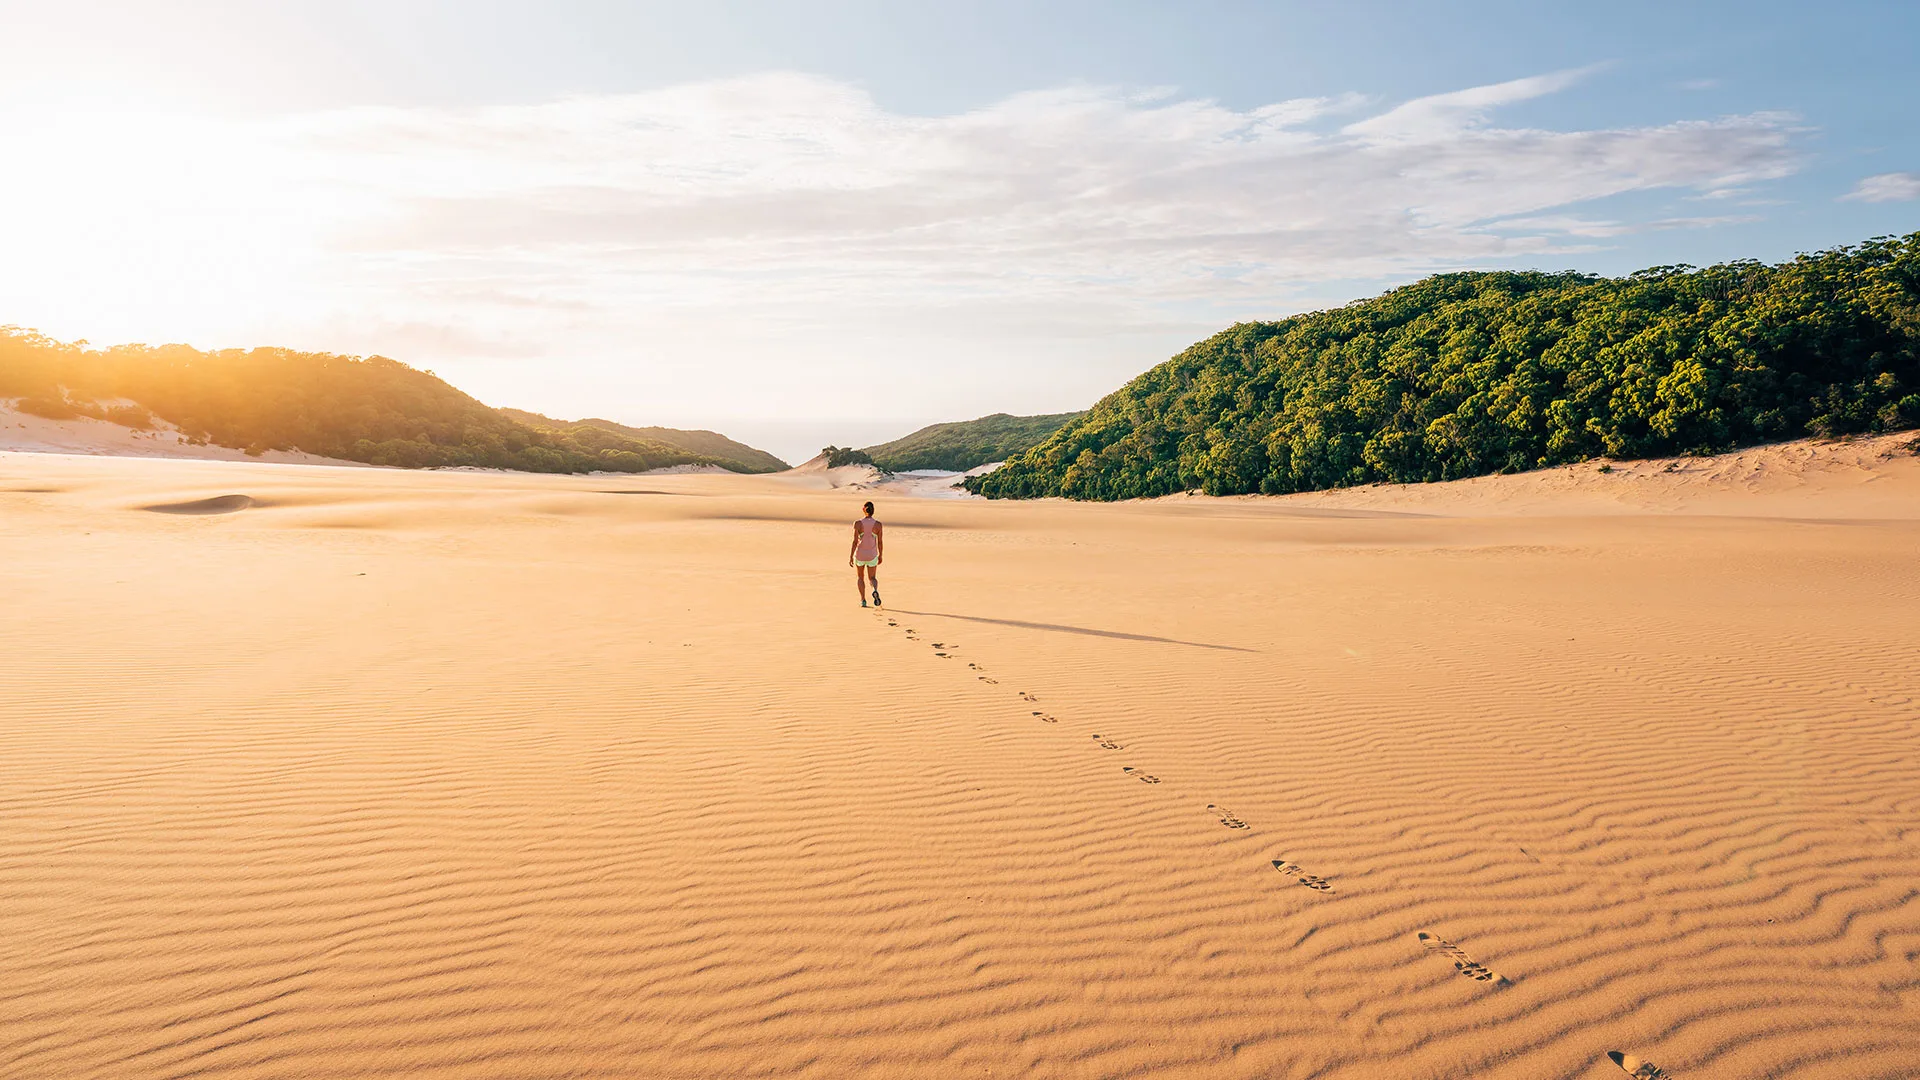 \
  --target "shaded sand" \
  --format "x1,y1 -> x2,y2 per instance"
140,494 -> 259,515
2,436 -> 1918,1080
